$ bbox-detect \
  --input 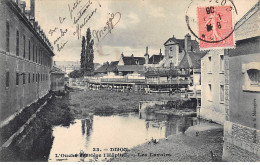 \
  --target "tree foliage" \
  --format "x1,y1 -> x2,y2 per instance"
80,28 -> 94,76
68,70 -> 83,78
